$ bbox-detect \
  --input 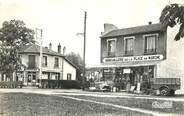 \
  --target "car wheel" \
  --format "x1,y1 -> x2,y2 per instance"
160,87 -> 170,96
